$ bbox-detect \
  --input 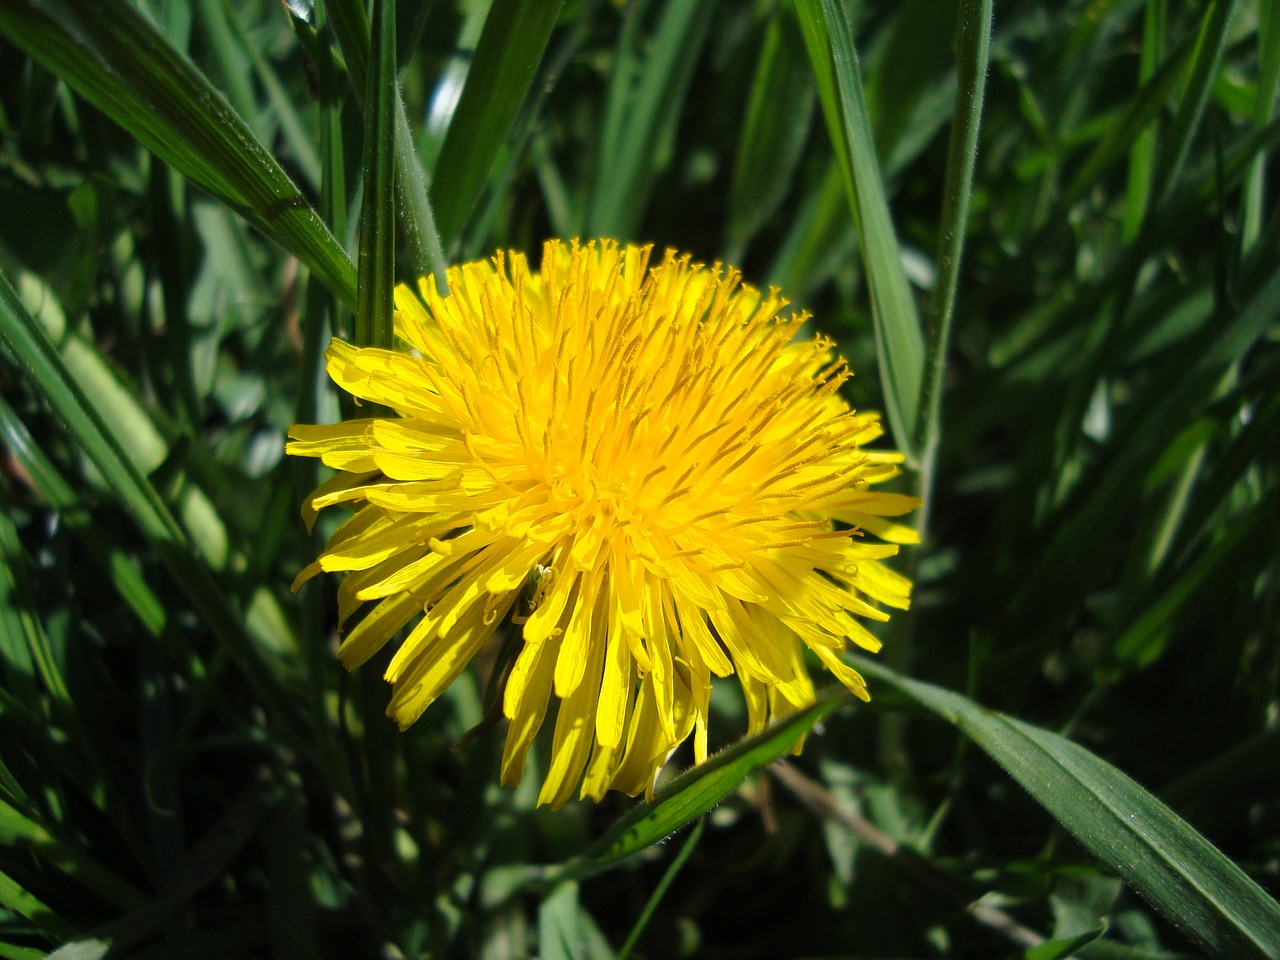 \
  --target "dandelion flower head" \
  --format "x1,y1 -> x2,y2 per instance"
288,239 -> 918,808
